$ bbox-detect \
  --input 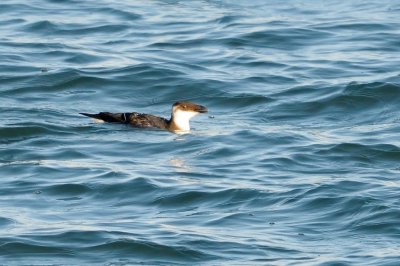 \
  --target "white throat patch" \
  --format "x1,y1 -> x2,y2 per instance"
172,108 -> 198,132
